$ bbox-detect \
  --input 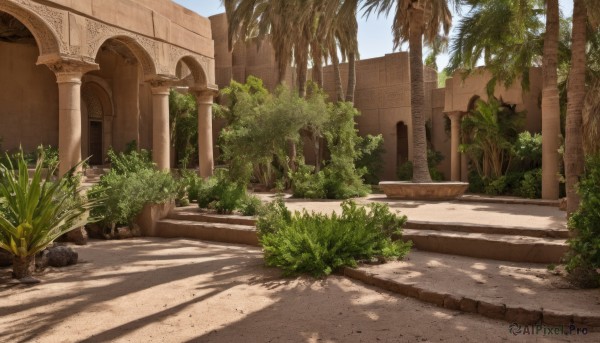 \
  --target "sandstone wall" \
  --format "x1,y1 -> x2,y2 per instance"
0,42 -> 58,152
